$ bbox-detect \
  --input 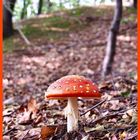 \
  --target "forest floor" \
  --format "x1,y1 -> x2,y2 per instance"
3,6 -> 137,140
